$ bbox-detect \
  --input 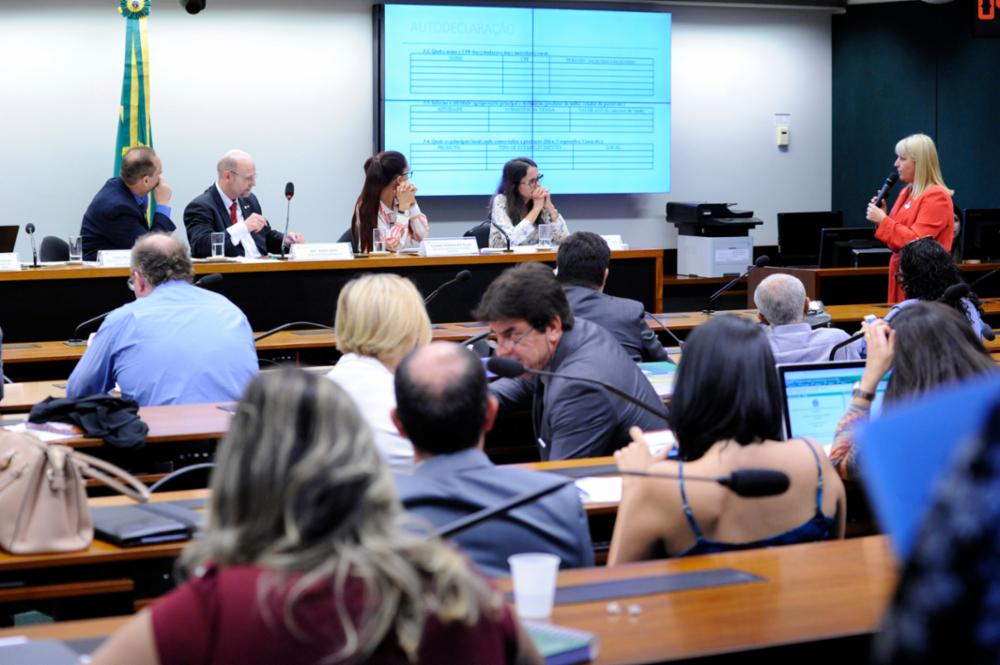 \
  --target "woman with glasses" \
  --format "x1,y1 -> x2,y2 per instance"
489,157 -> 570,248
90,368 -> 542,665
351,150 -> 429,253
